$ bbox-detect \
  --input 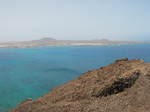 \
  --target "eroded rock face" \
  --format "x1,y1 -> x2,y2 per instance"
92,68 -> 141,97
9,58 -> 150,112
115,57 -> 128,63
